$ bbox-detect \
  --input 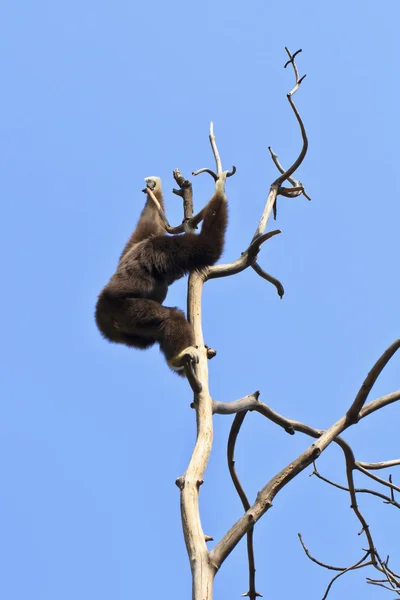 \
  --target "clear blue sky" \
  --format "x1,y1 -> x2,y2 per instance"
1,1 -> 399,598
